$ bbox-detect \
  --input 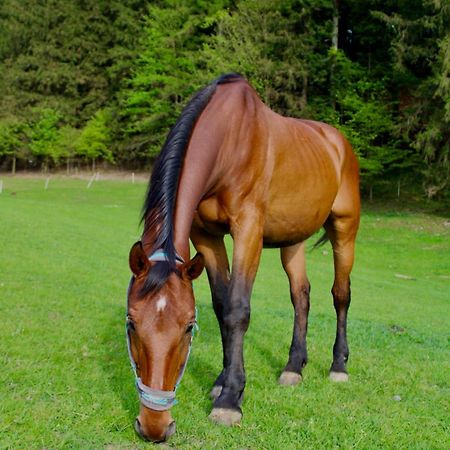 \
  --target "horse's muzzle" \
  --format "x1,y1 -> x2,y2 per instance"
134,417 -> 176,442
